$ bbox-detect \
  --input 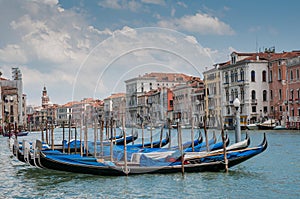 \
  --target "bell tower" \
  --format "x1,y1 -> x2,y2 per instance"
41,85 -> 50,108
